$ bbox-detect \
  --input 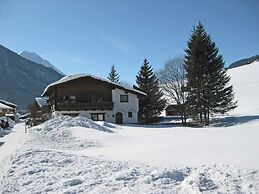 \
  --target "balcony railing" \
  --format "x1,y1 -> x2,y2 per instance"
56,101 -> 113,111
